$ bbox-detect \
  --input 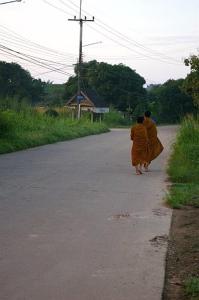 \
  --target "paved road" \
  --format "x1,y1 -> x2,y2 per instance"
0,126 -> 177,300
